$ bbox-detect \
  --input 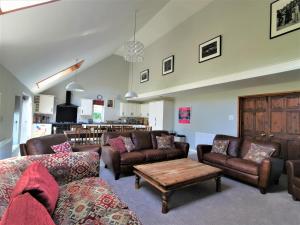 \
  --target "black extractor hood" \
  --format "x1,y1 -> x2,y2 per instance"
56,91 -> 78,123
